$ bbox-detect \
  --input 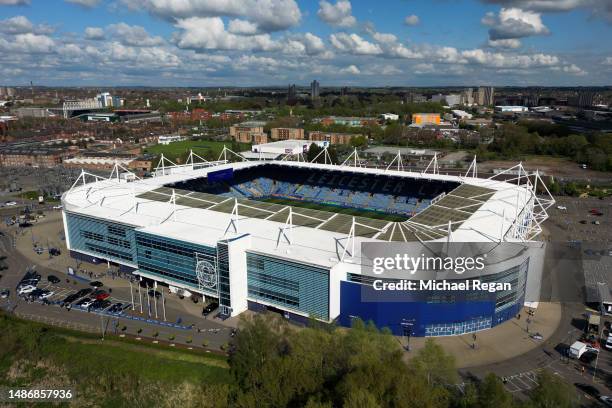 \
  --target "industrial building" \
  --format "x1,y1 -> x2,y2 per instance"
61,156 -> 553,337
